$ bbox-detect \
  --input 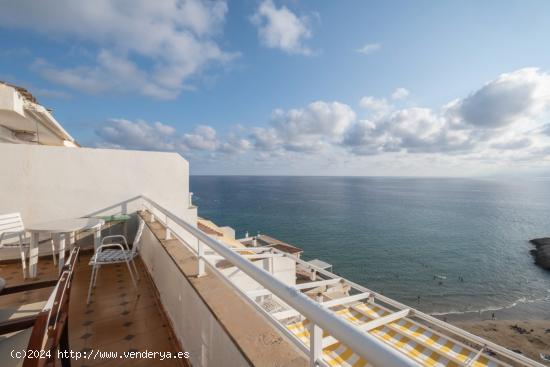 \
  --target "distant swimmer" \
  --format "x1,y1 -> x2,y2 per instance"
417,296 -> 421,303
